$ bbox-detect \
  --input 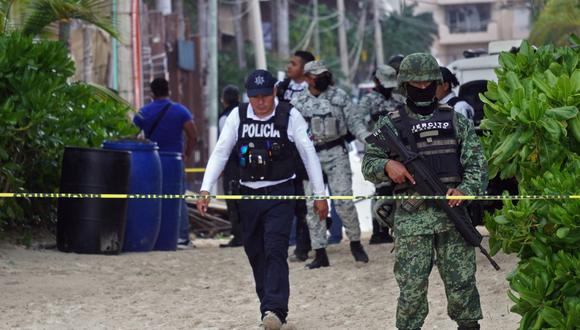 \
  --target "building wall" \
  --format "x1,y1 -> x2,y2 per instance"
415,0 -> 530,65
